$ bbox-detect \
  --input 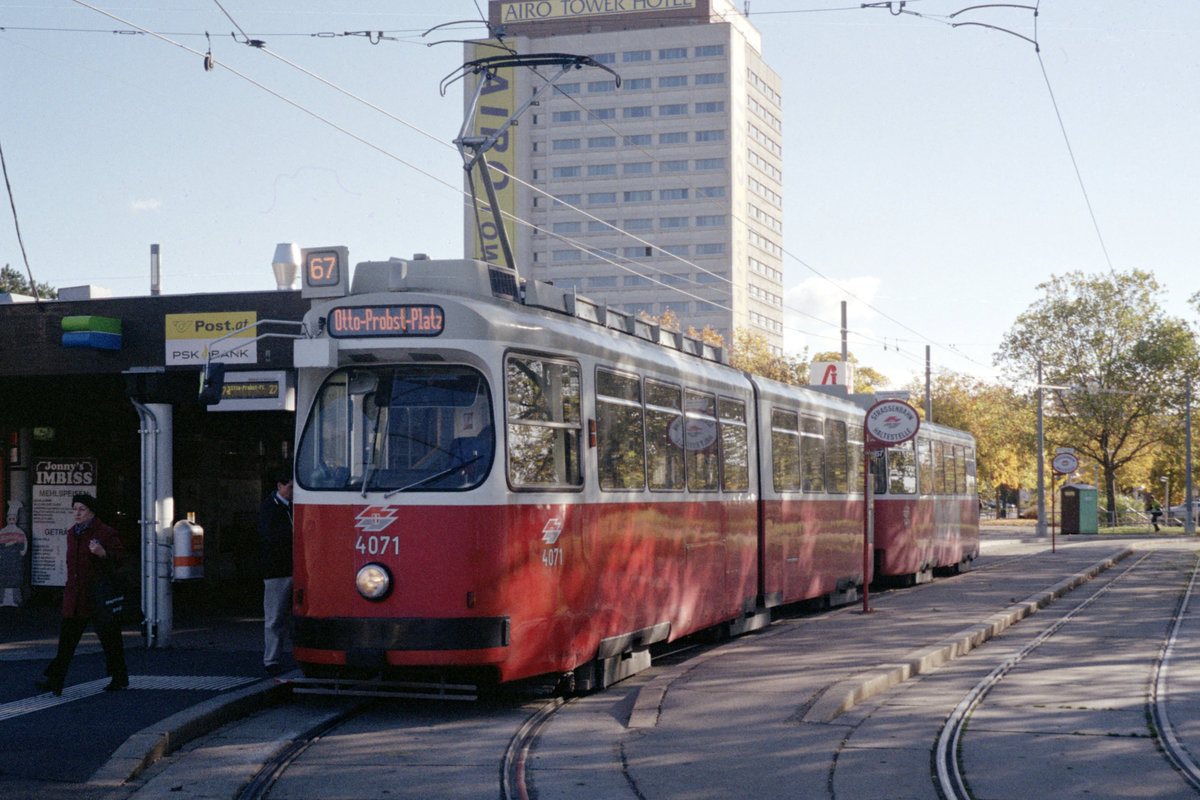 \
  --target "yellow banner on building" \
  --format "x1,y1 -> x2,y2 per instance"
468,40 -> 518,266
499,0 -> 697,23
164,311 -> 257,365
